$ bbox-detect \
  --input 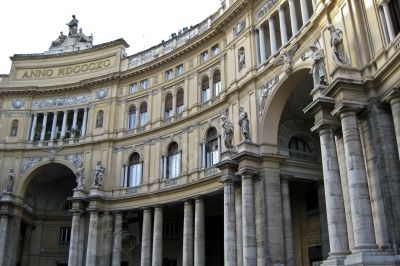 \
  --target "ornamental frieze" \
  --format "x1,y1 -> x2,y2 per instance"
33,95 -> 90,109
256,0 -> 277,21
21,157 -> 42,176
